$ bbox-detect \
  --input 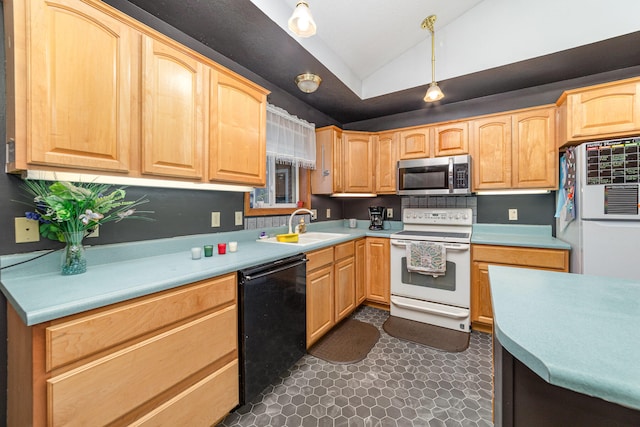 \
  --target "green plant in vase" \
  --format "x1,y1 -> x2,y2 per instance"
20,180 -> 153,275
